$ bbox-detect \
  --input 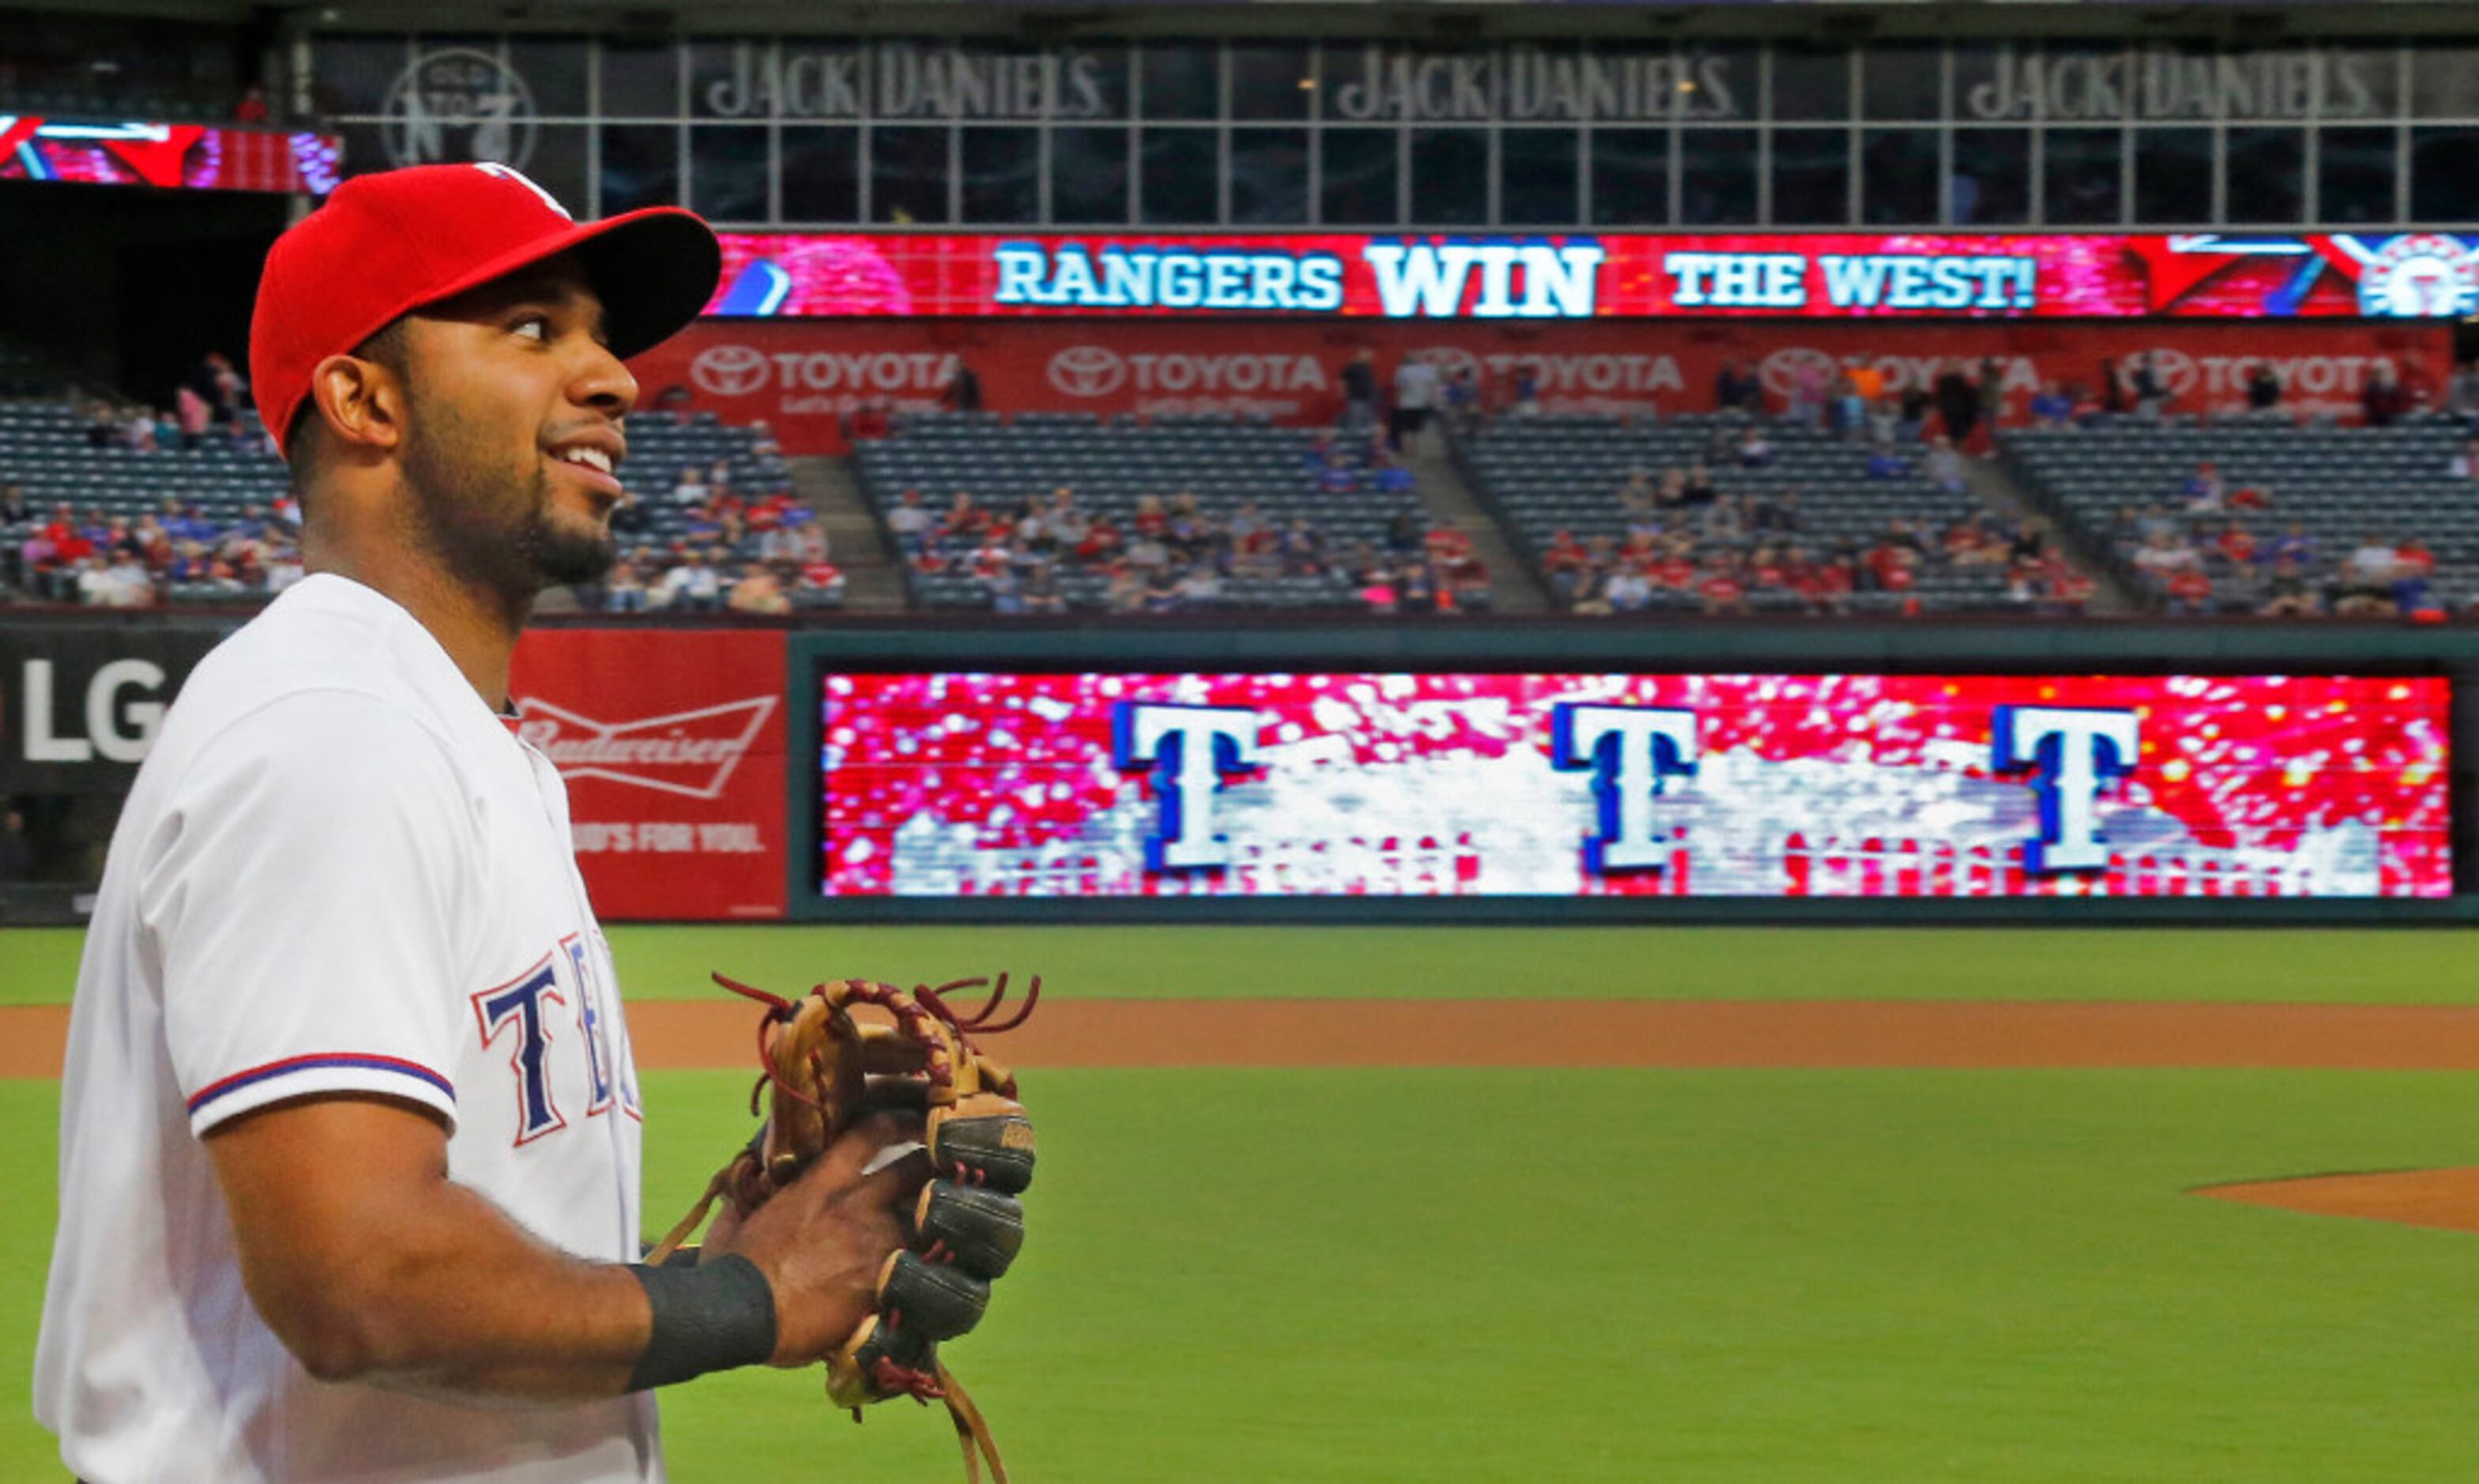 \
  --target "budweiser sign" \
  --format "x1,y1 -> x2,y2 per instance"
514,695 -> 778,800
